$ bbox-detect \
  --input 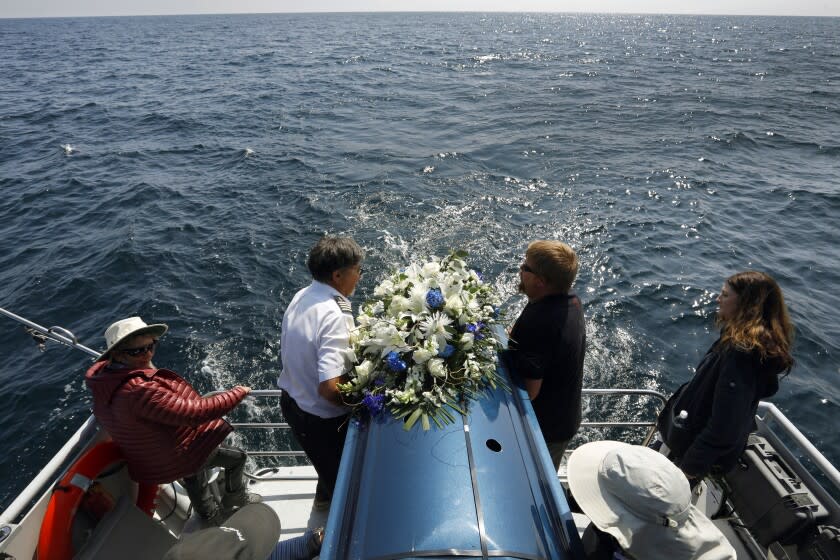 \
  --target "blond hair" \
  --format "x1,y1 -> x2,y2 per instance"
526,240 -> 579,293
